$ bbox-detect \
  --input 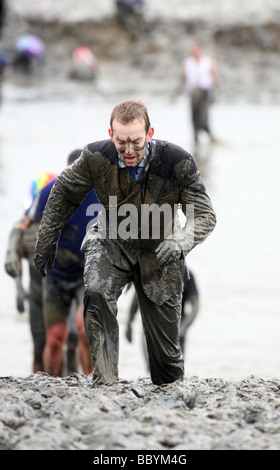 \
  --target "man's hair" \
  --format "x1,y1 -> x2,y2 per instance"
67,149 -> 82,165
110,100 -> 151,133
